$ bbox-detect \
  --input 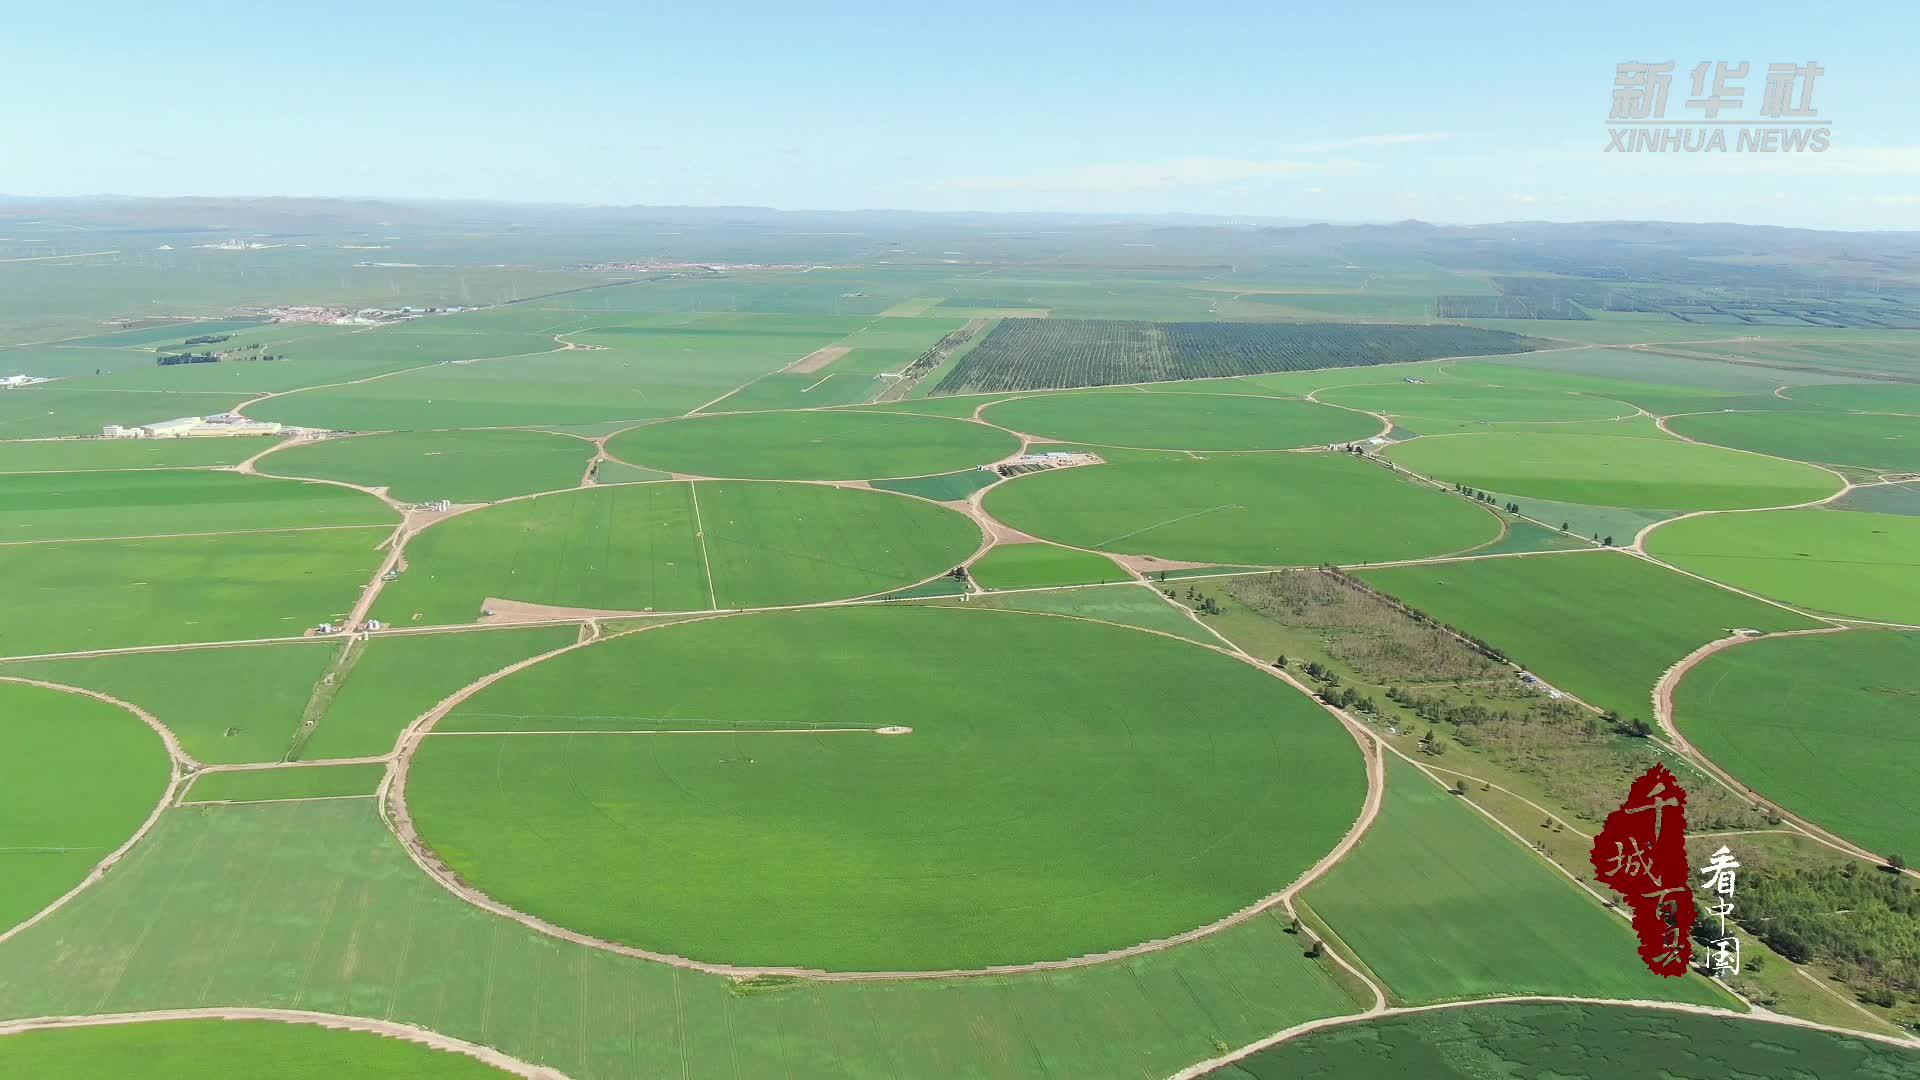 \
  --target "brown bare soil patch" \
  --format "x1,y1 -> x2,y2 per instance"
786,345 -> 851,374
479,597 -> 652,623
